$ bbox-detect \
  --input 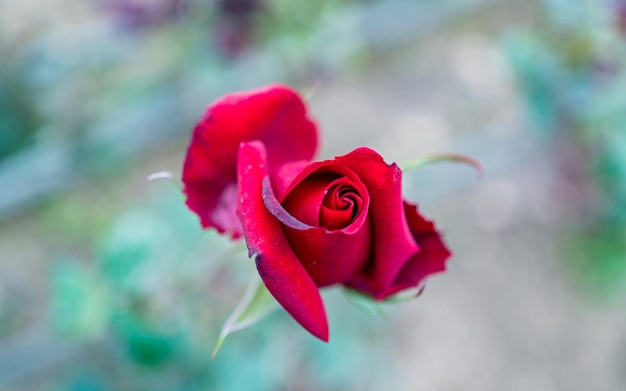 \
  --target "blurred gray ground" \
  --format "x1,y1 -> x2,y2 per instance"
2,1 -> 626,390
